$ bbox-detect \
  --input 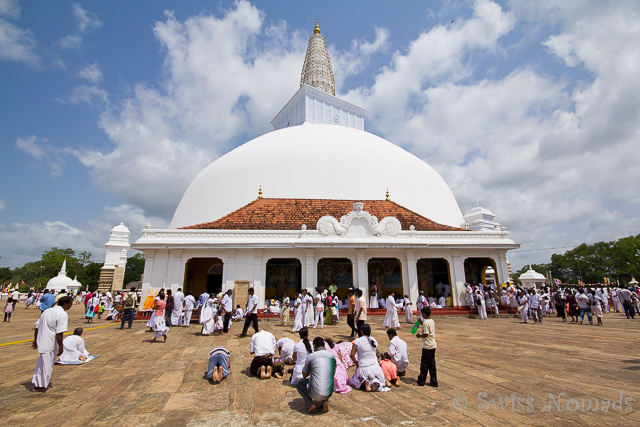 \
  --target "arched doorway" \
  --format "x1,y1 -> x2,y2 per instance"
367,258 -> 403,299
265,259 -> 301,300
317,258 -> 353,300
416,258 -> 451,299
183,258 -> 223,297
464,257 -> 498,287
